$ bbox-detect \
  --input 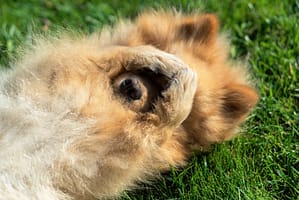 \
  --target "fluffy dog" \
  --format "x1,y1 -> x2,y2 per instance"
0,11 -> 258,199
